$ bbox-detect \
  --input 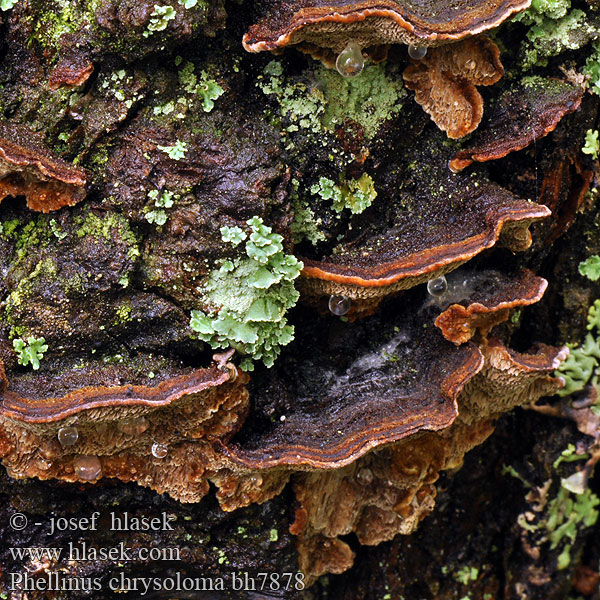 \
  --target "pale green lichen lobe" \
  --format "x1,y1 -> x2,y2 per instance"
190,217 -> 303,370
